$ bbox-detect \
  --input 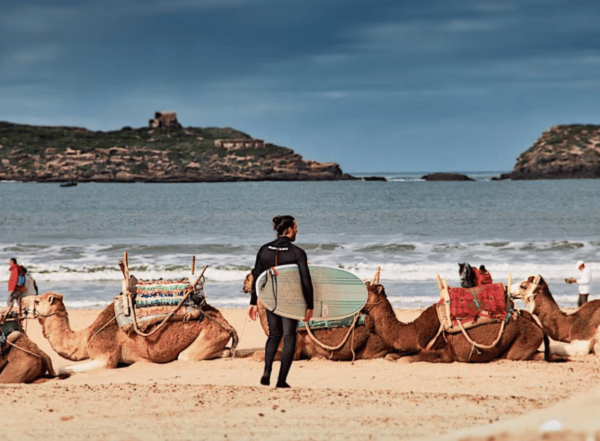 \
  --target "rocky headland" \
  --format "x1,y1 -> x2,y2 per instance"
0,117 -> 353,183
502,124 -> 600,180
